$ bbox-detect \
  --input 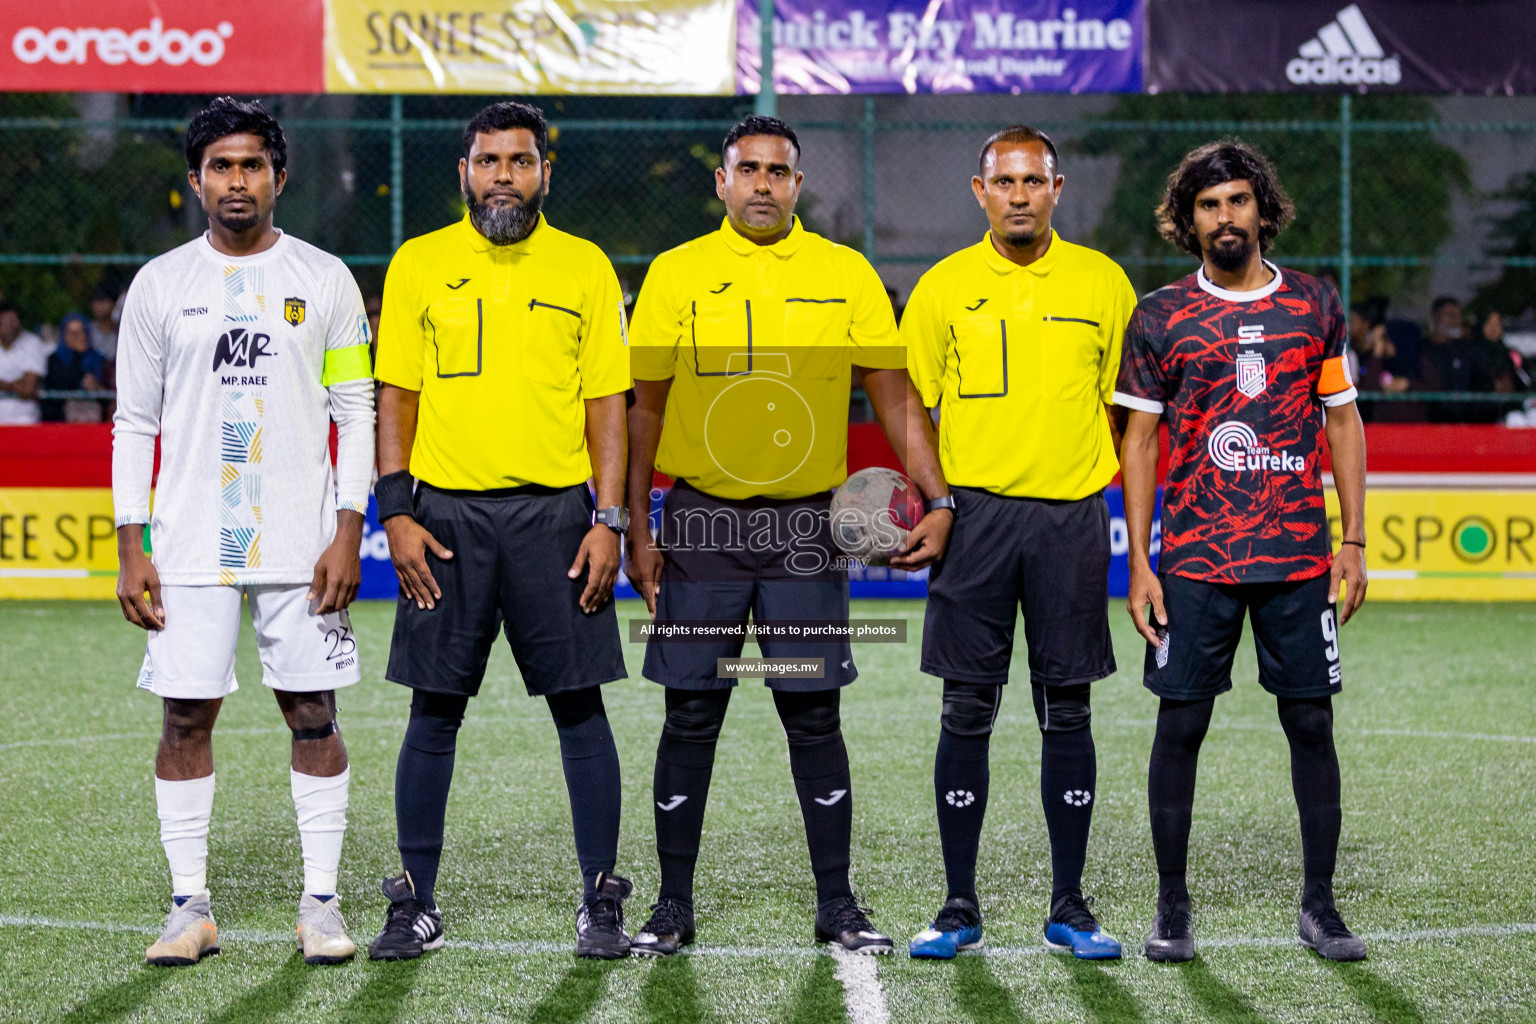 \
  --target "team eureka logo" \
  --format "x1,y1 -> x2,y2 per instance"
1207,421 -> 1305,474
